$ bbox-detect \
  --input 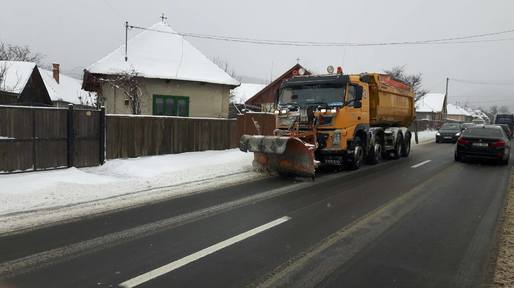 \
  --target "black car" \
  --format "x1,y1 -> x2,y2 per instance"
454,125 -> 511,164
436,123 -> 462,143
461,123 -> 475,130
